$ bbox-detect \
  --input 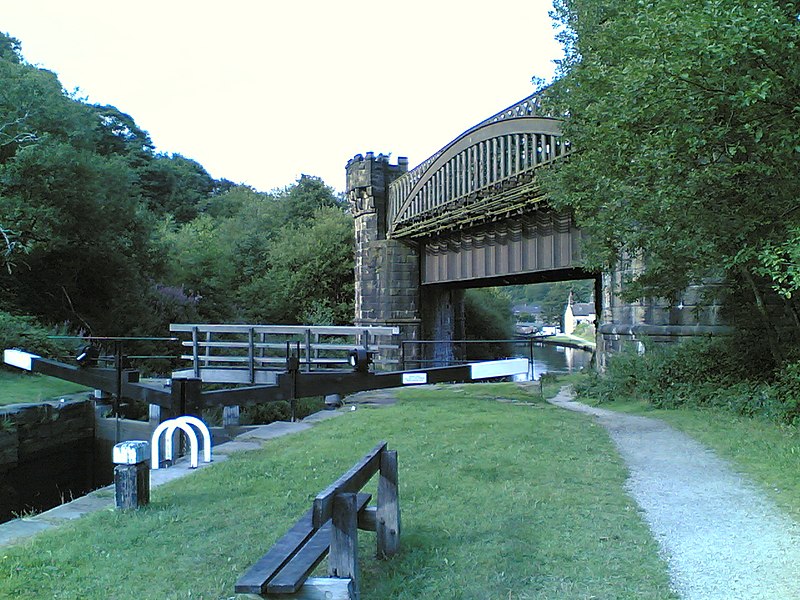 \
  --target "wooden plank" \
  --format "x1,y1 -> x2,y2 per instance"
313,442 -> 386,528
252,577 -> 352,600
234,509 -> 315,594
357,506 -> 377,532
329,493 -> 360,600
267,493 -> 371,594
267,522 -> 332,594
376,450 -> 401,558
